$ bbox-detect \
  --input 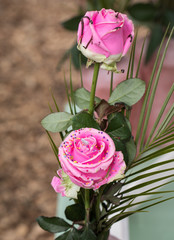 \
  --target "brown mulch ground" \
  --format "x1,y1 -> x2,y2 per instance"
0,1 -> 81,239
